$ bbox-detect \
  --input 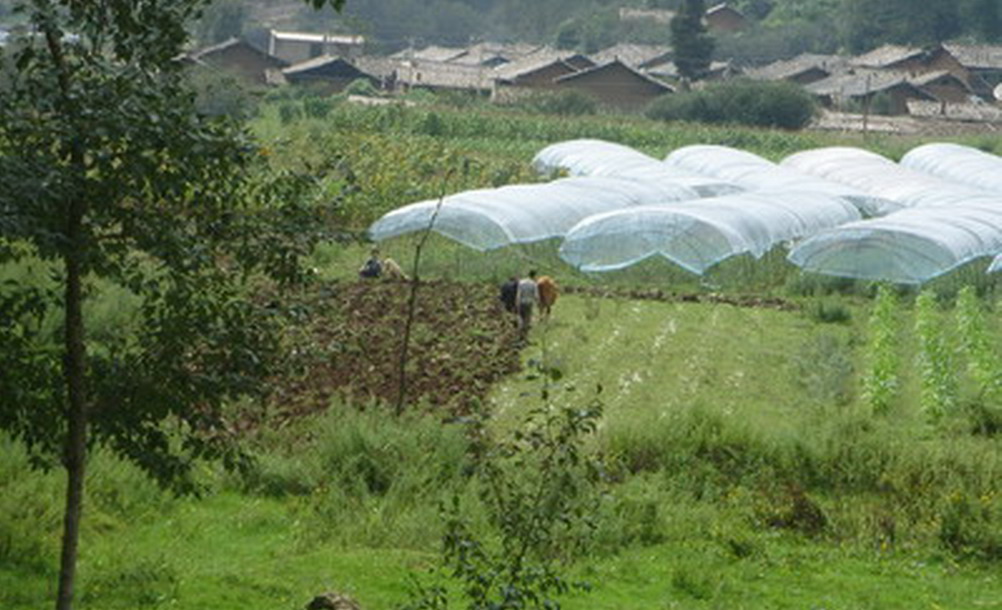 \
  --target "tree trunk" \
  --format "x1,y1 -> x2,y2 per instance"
55,199 -> 88,610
